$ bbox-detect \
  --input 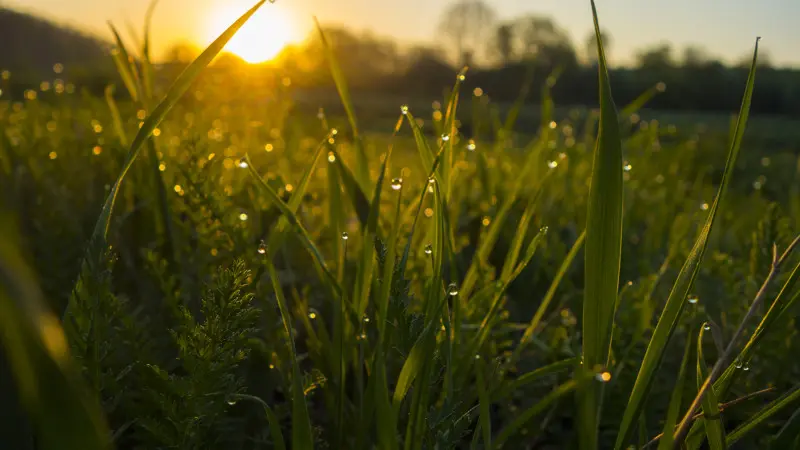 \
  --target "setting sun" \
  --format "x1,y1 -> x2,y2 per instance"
207,2 -> 298,64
